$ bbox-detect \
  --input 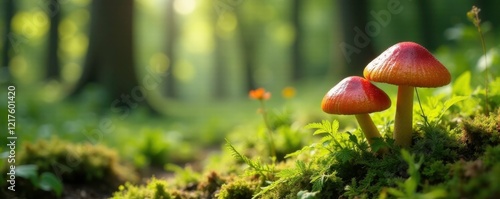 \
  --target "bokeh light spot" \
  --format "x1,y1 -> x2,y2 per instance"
61,33 -> 88,58
174,0 -> 196,15
59,19 -> 78,40
39,80 -> 63,103
12,11 -> 49,39
271,23 -> 295,46
173,59 -> 195,82
217,12 -> 237,33
10,55 -> 28,79
149,53 -> 170,74
62,62 -> 82,83
184,20 -> 213,54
